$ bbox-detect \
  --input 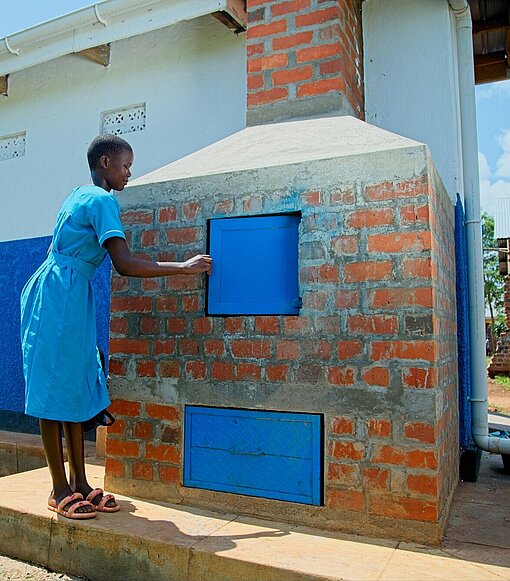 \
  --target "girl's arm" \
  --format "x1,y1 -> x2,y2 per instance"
104,237 -> 212,277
